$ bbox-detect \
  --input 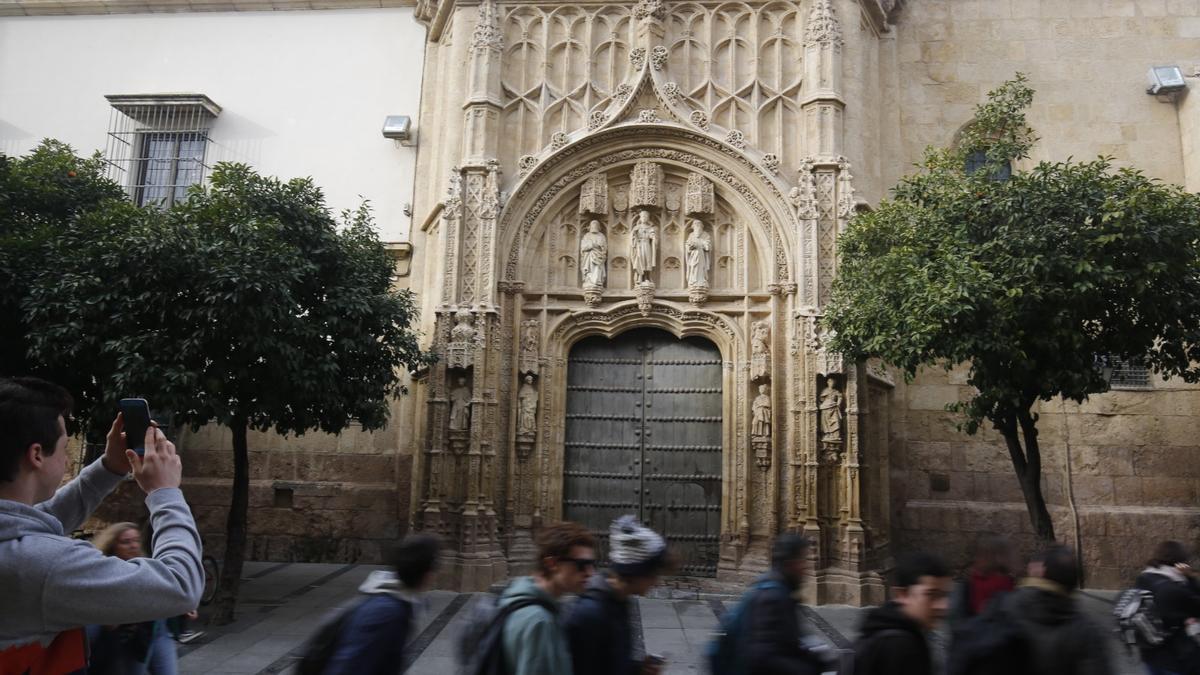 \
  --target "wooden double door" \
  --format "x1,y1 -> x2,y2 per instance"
563,328 -> 722,576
